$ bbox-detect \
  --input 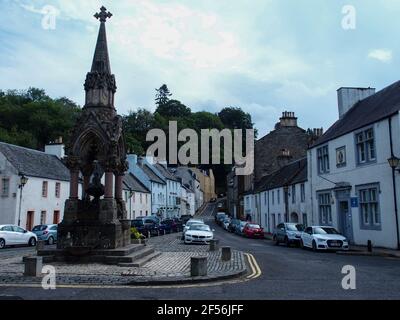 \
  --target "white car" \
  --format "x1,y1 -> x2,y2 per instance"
0,225 -> 38,249
301,226 -> 349,251
181,219 -> 205,239
184,224 -> 214,244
